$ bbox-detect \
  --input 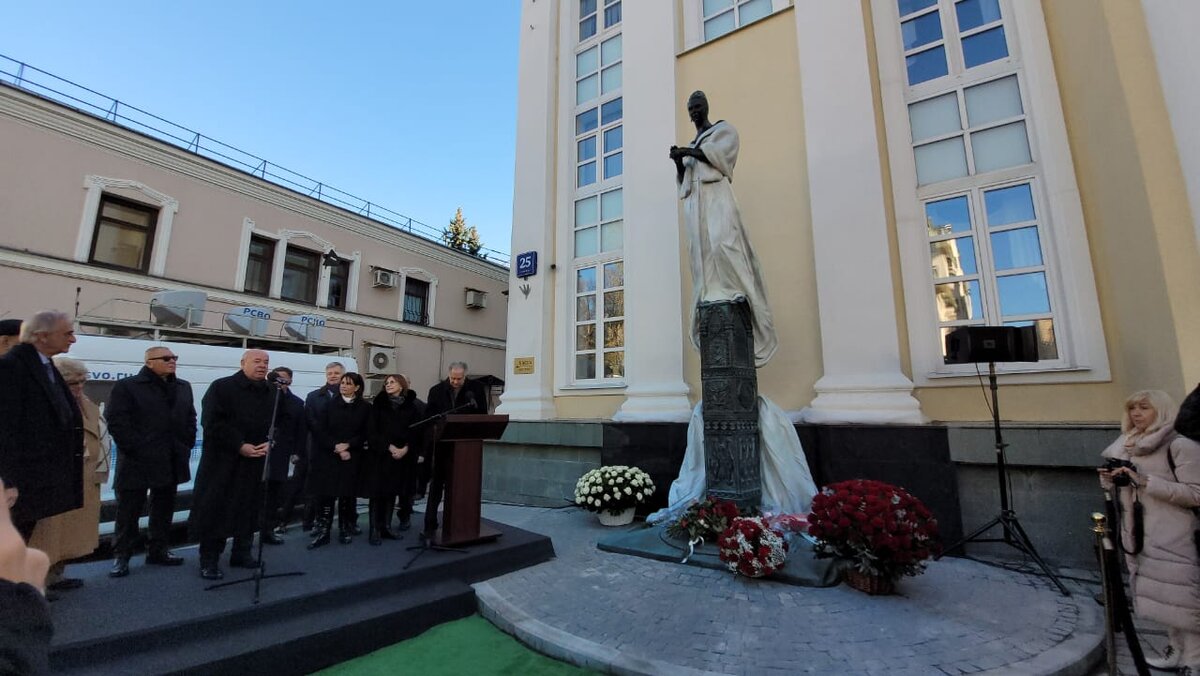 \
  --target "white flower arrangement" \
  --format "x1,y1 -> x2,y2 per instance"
574,465 -> 656,516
